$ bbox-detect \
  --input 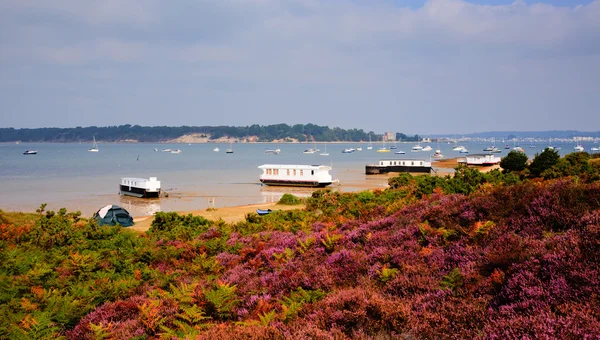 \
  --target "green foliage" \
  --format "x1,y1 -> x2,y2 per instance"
203,283 -> 239,320
278,193 -> 302,205
387,173 -> 415,190
378,266 -> 399,283
500,150 -> 528,172
440,268 -> 464,291
280,287 -> 326,322
149,212 -> 212,240
529,148 -> 560,177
